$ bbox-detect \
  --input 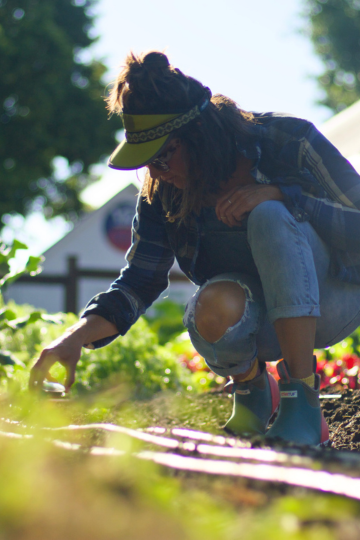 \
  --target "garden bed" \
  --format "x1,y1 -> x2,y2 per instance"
106,385 -> 360,454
